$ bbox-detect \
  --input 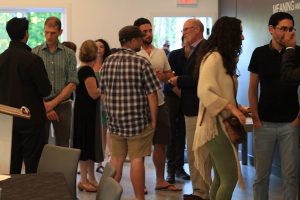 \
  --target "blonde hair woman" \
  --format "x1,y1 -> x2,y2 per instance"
73,40 -> 104,192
